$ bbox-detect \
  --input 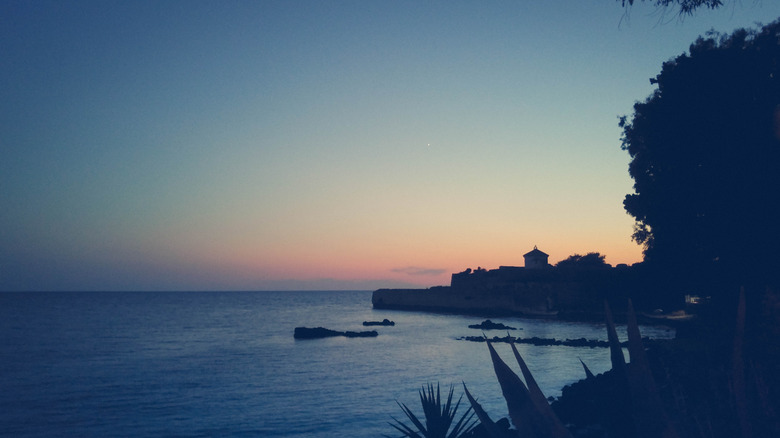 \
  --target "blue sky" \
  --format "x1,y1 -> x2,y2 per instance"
3,1 -> 780,291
